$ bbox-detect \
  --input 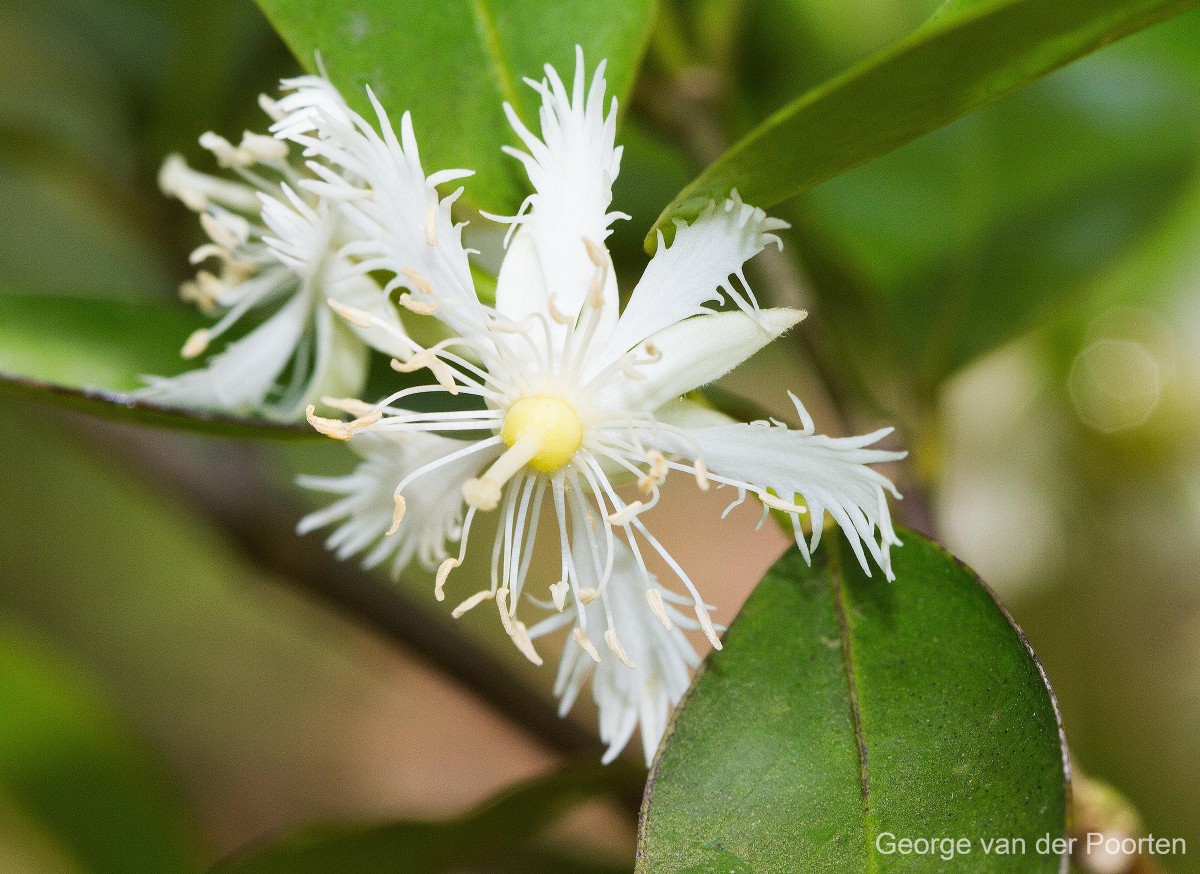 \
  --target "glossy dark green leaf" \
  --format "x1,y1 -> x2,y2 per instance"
217,764 -> 641,873
735,8 -> 1200,403
255,0 -> 655,213
638,531 -> 1068,872
0,292 -> 315,439
0,628 -> 200,874
651,0 -> 1198,239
